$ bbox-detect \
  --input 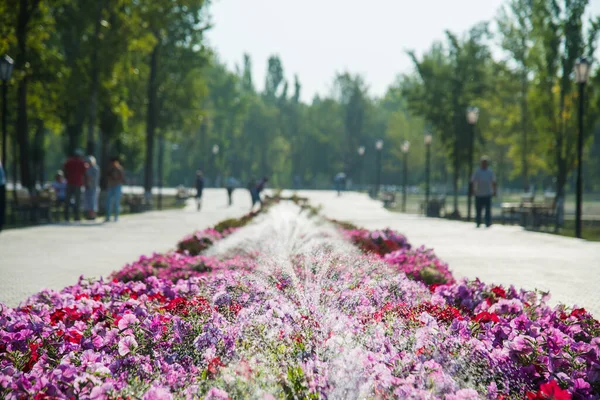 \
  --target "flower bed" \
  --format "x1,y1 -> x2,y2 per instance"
1,201 -> 599,399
